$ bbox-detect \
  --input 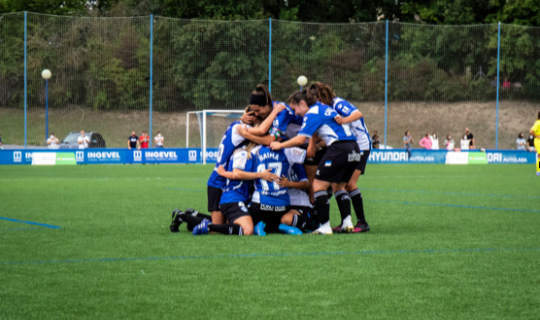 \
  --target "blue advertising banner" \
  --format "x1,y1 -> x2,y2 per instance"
0,148 -> 536,165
